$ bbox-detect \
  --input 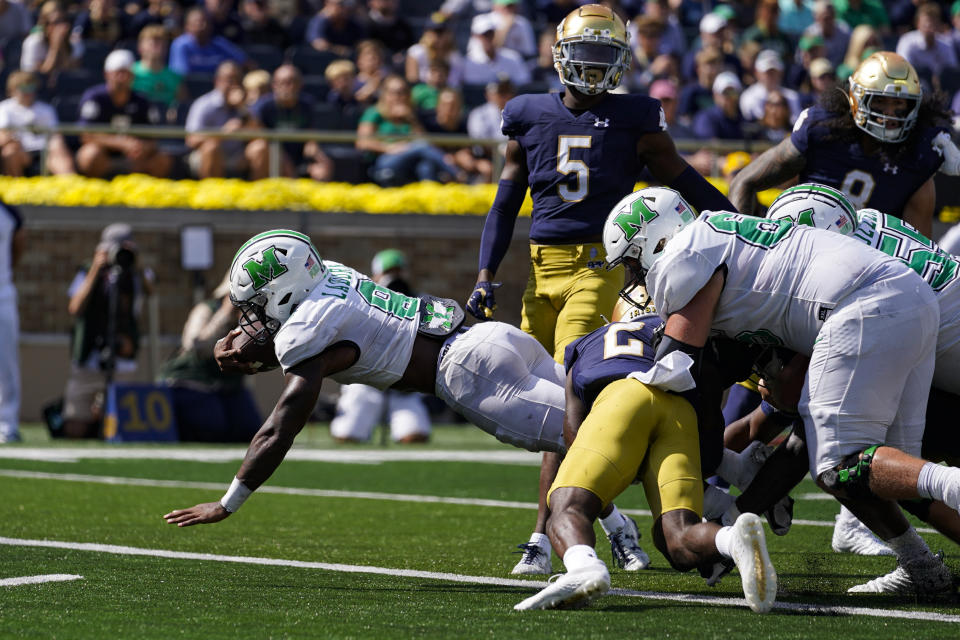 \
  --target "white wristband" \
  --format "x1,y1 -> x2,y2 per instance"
220,477 -> 252,513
